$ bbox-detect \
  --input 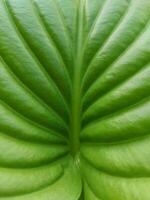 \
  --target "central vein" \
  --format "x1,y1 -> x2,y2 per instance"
70,0 -> 84,157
